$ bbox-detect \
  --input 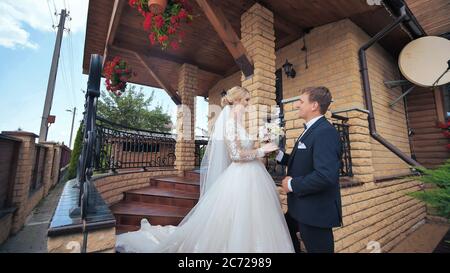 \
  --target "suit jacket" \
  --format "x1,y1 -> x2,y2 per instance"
279,116 -> 343,228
